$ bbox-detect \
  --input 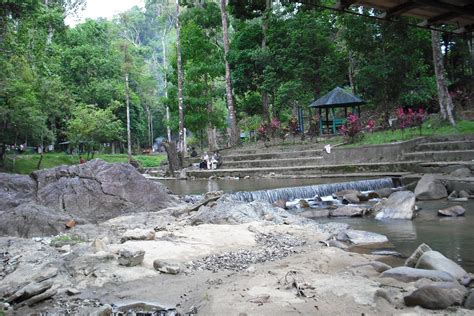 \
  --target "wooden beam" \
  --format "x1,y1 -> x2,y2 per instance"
418,11 -> 461,27
379,1 -> 417,19
413,0 -> 474,17
334,0 -> 357,10
453,24 -> 474,34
